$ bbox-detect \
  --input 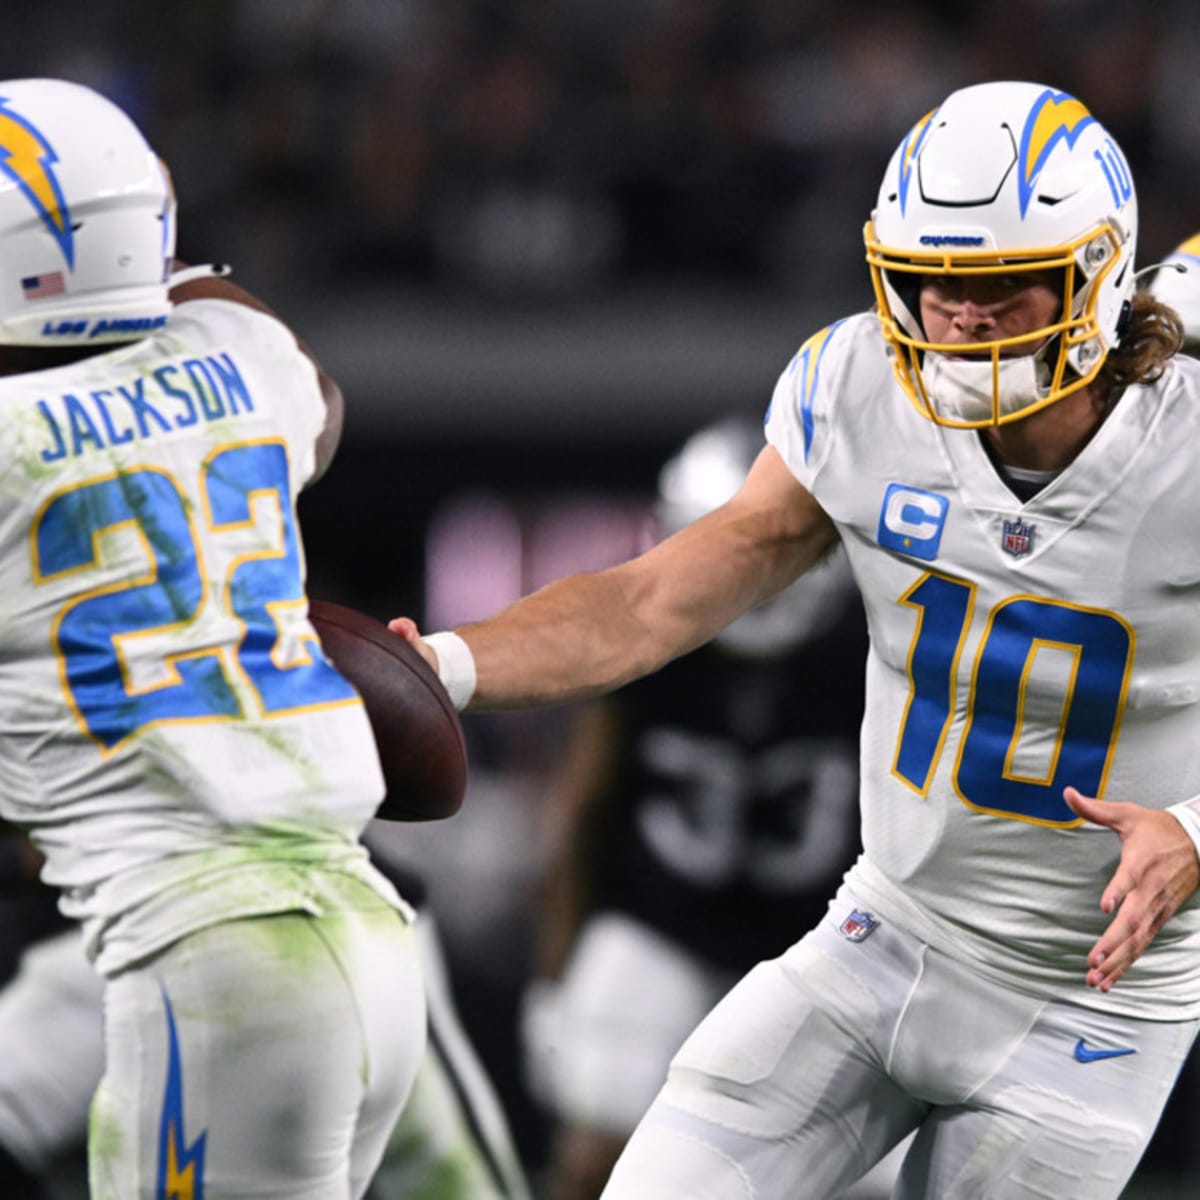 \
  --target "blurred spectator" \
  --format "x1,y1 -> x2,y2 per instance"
4,1 -> 1187,301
